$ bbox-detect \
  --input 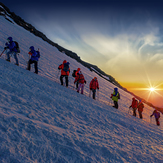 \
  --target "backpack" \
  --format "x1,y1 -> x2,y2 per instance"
72,70 -> 77,77
14,41 -> 20,53
140,103 -> 144,109
77,74 -> 85,83
36,51 -> 40,59
63,62 -> 70,72
118,92 -> 120,99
